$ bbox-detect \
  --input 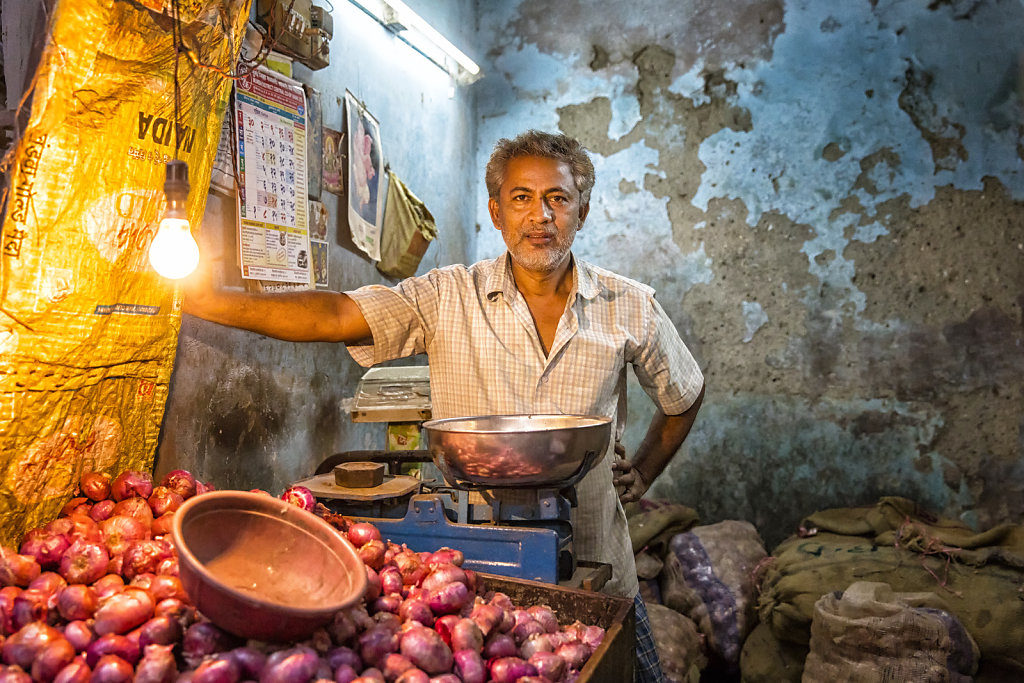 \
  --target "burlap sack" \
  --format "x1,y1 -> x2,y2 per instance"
739,622 -> 806,683
646,603 -> 707,683
801,581 -> 978,683
660,520 -> 767,668
758,532 -> 1024,681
